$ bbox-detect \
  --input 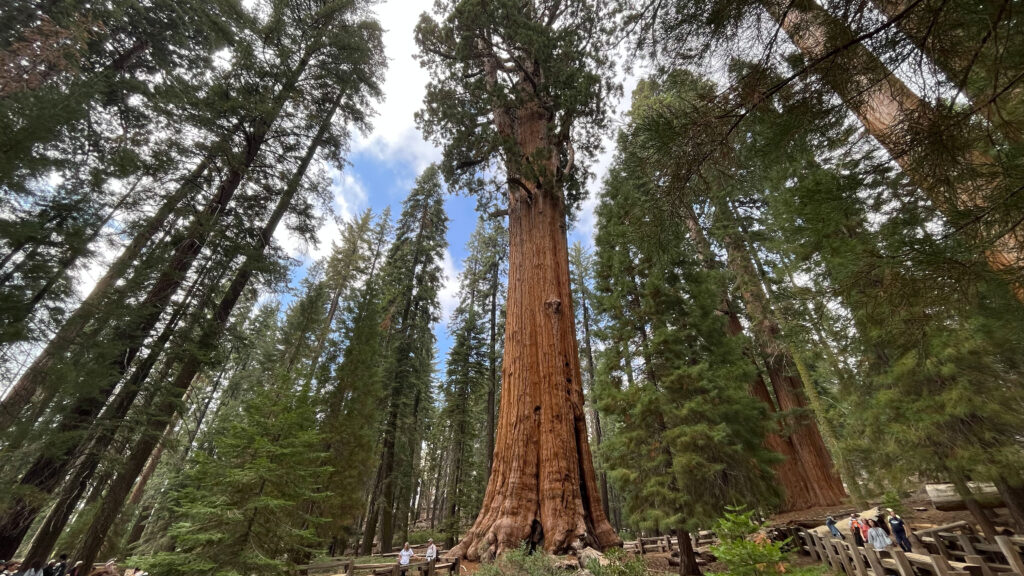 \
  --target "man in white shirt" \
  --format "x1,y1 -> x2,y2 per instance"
397,542 -> 415,566
425,539 -> 437,562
